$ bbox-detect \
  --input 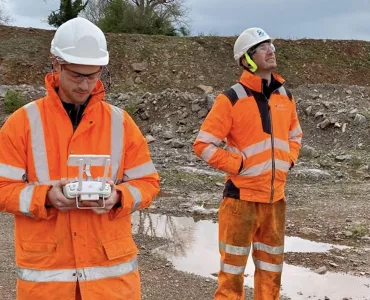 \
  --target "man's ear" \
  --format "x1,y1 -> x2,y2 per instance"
52,59 -> 61,72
